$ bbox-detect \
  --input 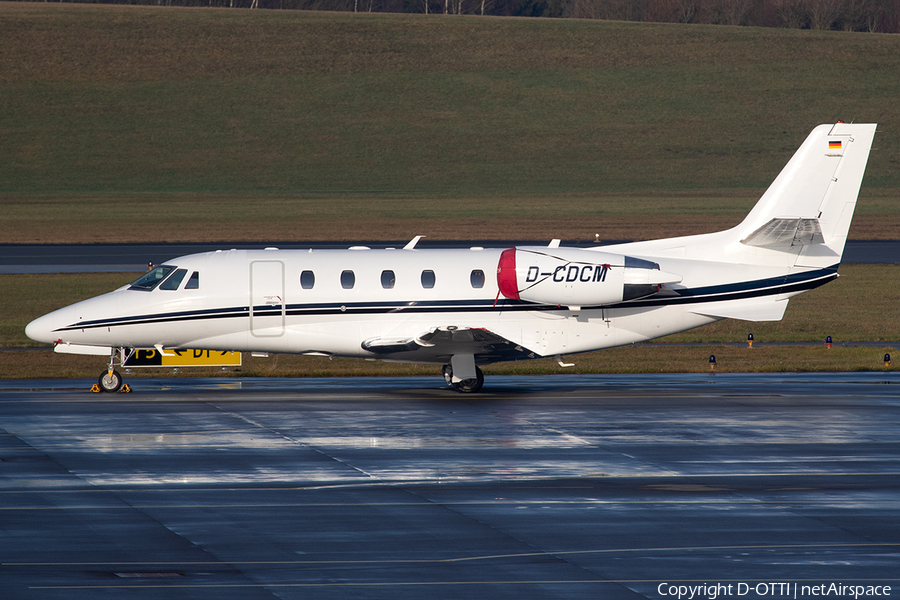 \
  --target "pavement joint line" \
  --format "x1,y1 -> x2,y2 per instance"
4,495 -> 900,511
9,543 -> 900,566
26,577 -> 900,590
